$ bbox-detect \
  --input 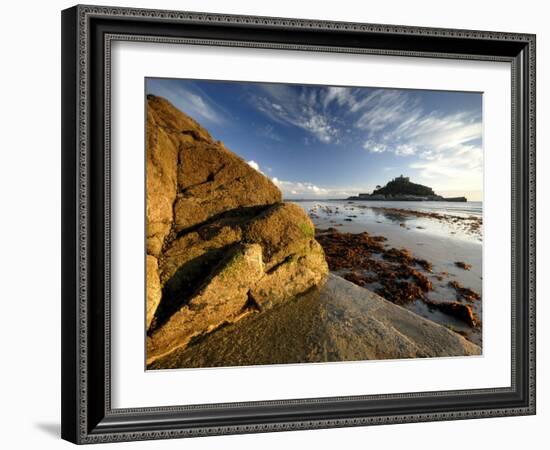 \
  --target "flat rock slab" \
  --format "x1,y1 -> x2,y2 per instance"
149,274 -> 480,369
